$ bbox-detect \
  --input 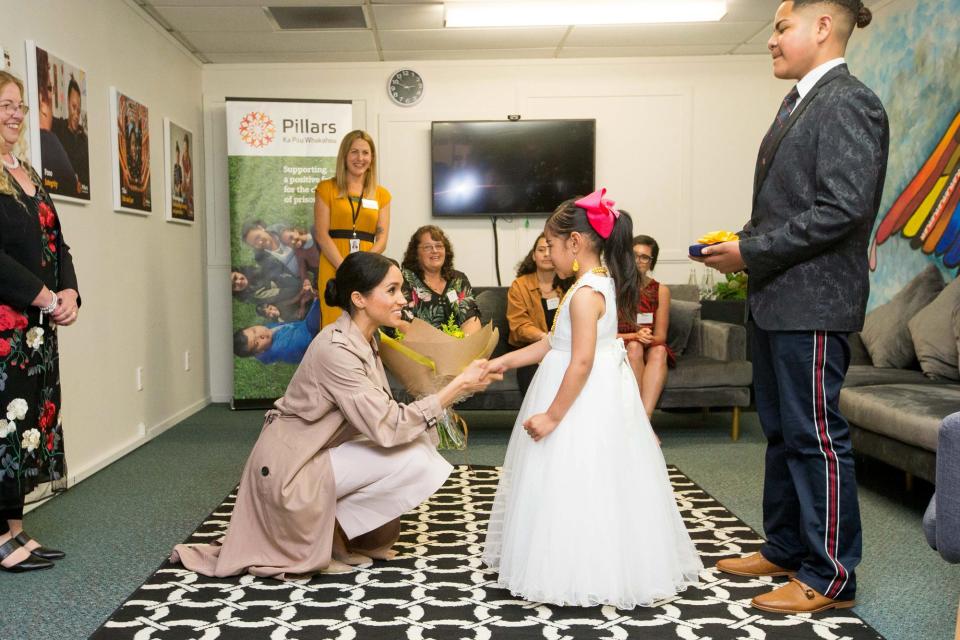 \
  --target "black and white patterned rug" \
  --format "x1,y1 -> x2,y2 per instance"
92,465 -> 884,639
